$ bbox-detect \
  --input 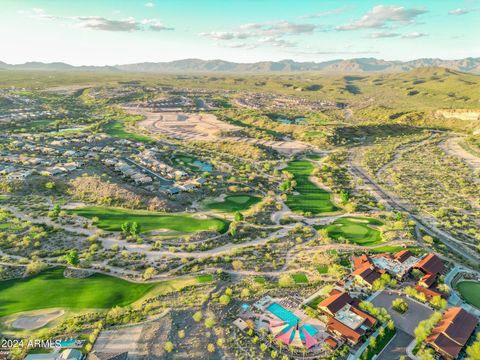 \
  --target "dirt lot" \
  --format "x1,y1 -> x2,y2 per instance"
137,111 -> 239,141
92,312 -> 171,359
134,109 -> 308,155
